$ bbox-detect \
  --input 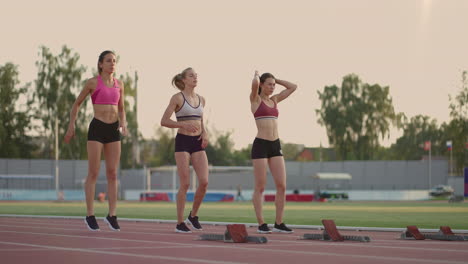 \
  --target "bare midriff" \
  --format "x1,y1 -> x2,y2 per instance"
255,119 -> 279,141
178,119 -> 203,136
93,104 -> 119,123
